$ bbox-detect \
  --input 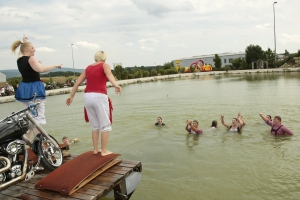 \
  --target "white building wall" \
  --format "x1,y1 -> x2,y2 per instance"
173,53 -> 246,68
0,72 -> 6,82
